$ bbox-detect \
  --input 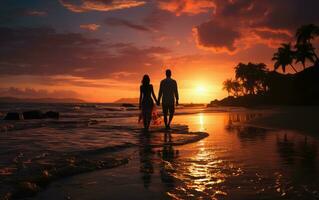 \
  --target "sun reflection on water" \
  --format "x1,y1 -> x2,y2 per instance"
166,143 -> 237,199
198,113 -> 205,132
158,112 -> 319,199
188,148 -> 227,192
